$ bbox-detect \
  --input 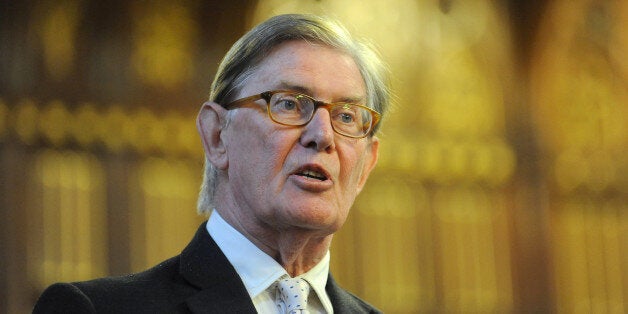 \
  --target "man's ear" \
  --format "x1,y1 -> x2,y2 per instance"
197,102 -> 229,170
356,136 -> 379,194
